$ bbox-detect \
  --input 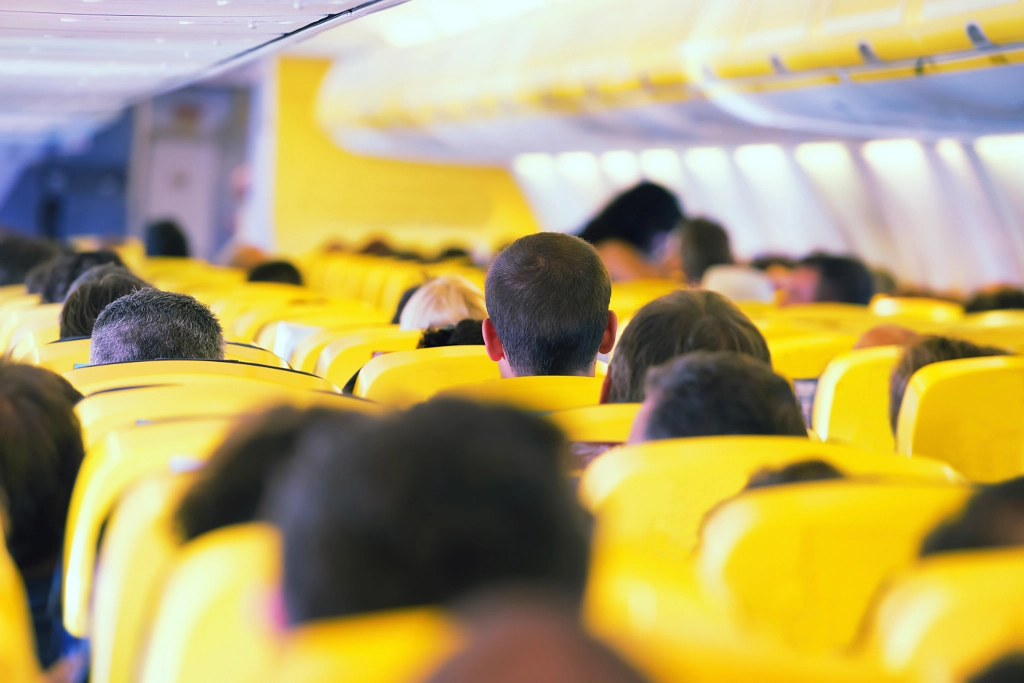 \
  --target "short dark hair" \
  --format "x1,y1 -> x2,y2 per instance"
798,254 -> 875,305
889,336 -> 1010,434
90,289 -> 225,365
680,218 -> 734,285
247,260 -> 303,286
486,233 -> 611,376
745,460 -> 845,490
59,267 -> 150,339
0,361 -> 84,571
641,351 -> 807,442
578,182 -> 684,254
970,653 -> 1024,683
41,250 -> 125,304
606,290 -> 770,403
0,232 -> 59,286
920,476 -> 1024,558
176,406 -> 373,542
269,399 -> 590,625
418,319 -> 486,349
965,287 -> 1024,314
145,219 -> 190,257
